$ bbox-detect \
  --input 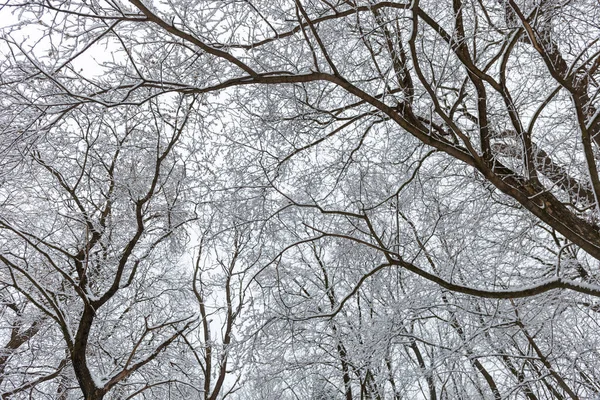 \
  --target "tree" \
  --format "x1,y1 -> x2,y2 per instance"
2,0 -> 600,398
0,99 -> 201,399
